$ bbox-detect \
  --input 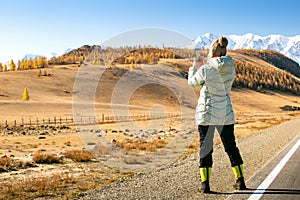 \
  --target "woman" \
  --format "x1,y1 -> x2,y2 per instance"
188,36 -> 246,193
